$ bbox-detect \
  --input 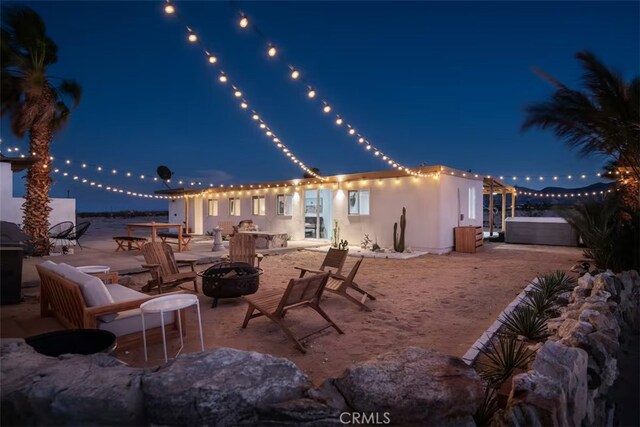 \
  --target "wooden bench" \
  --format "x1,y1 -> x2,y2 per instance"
158,232 -> 192,251
113,236 -> 147,252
